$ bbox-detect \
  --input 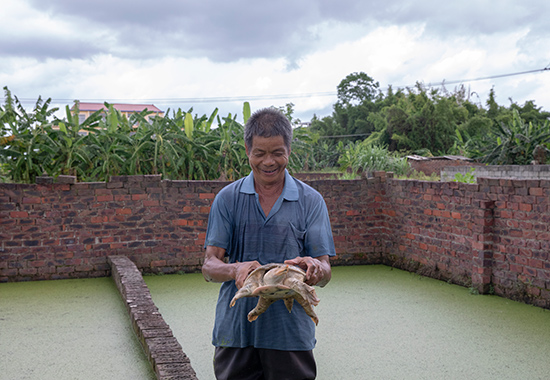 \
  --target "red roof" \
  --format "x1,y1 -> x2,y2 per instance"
73,102 -> 163,113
